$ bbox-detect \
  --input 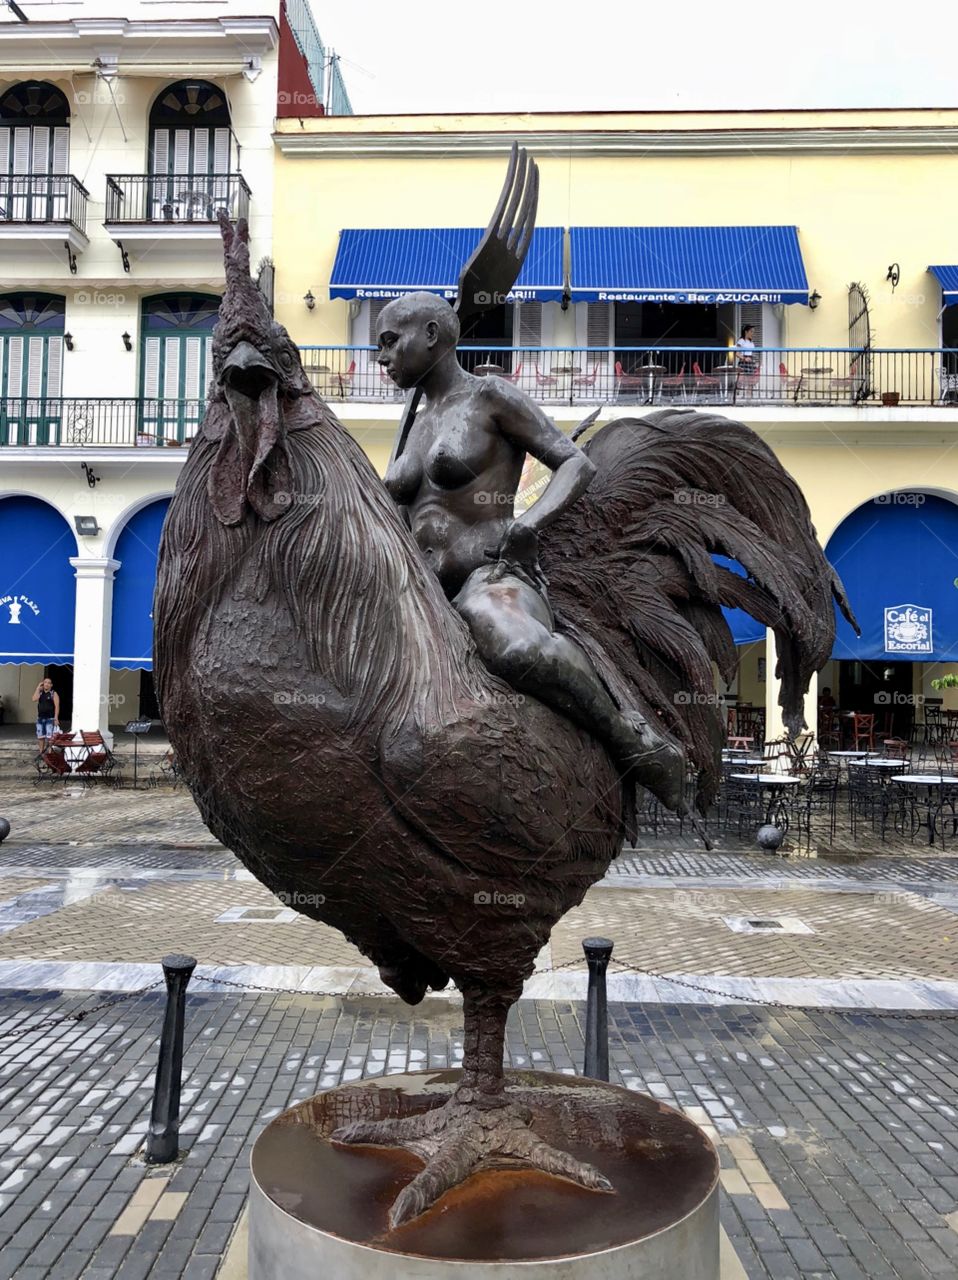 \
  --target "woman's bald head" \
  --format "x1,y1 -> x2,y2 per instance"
379,293 -> 460,352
